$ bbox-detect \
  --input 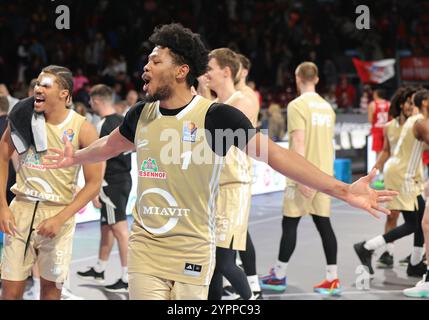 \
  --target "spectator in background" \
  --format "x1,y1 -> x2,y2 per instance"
17,38 -> 30,84
74,82 -> 91,108
112,82 -> 124,103
324,85 -> 338,111
74,101 -> 88,117
0,84 -> 19,113
267,103 -> 286,141
27,79 -> 37,97
335,75 -> 356,111
360,85 -> 373,114
323,59 -> 337,89
73,68 -> 90,94
29,37 -> 47,65
114,100 -> 128,116
125,90 -> 139,115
